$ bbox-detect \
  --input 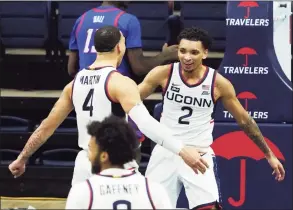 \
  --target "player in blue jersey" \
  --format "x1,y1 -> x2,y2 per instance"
68,1 -> 178,78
